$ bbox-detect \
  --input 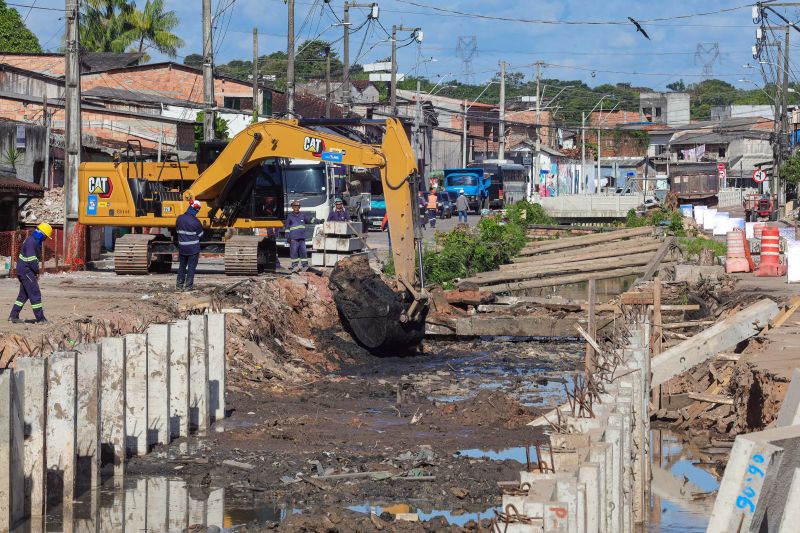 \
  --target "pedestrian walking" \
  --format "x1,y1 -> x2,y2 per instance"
8,222 -> 52,324
427,189 -> 438,229
176,200 -> 204,291
456,190 -> 469,224
285,199 -> 314,271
